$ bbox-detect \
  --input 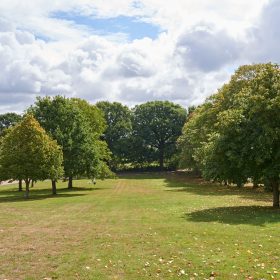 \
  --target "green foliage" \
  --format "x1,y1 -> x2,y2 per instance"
96,101 -> 132,169
179,63 -> 280,207
71,98 -> 112,178
178,102 -> 217,172
29,96 -> 112,182
132,101 -> 187,169
0,113 -> 22,137
186,105 -> 197,120
0,114 -> 63,192
72,98 -> 106,136
212,64 -> 280,187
